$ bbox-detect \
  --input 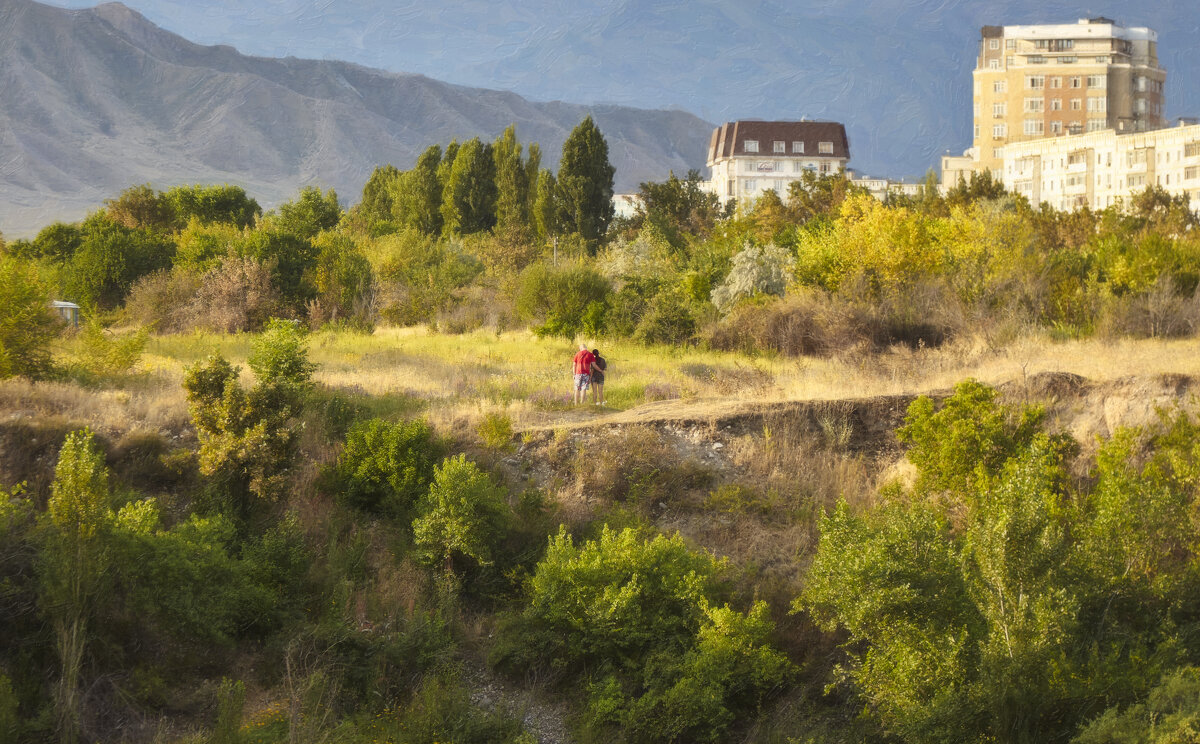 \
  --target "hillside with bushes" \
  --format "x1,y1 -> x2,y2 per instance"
3,117 -> 1200,744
